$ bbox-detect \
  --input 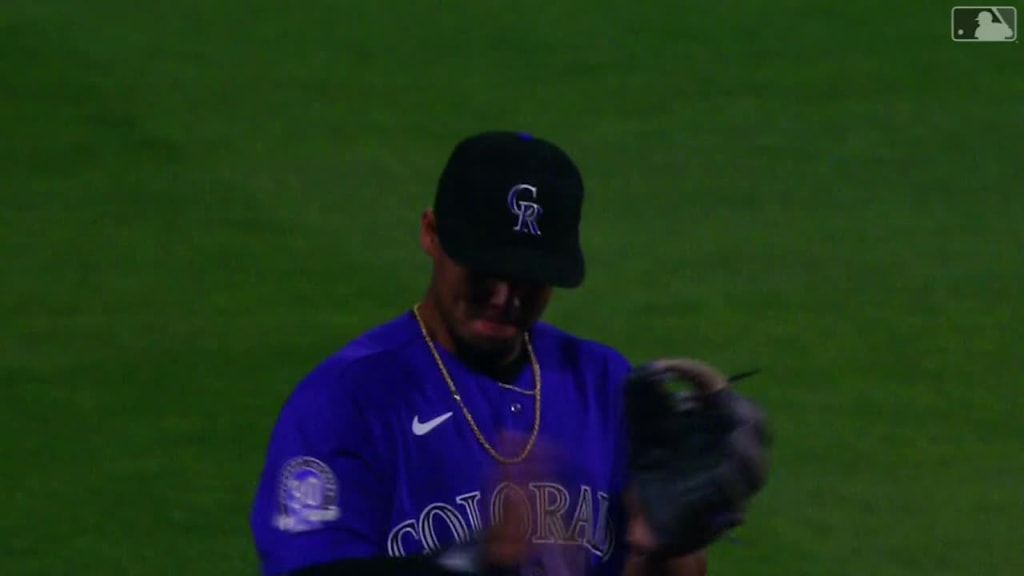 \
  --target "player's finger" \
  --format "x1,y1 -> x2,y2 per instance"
484,471 -> 531,566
